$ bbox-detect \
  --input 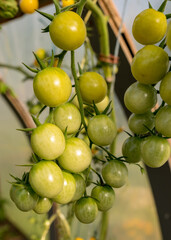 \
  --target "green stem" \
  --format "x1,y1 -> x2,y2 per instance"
99,211 -> 109,240
57,50 -> 67,67
77,0 -> 87,16
71,51 -> 87,131
41,212 -> 58,240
